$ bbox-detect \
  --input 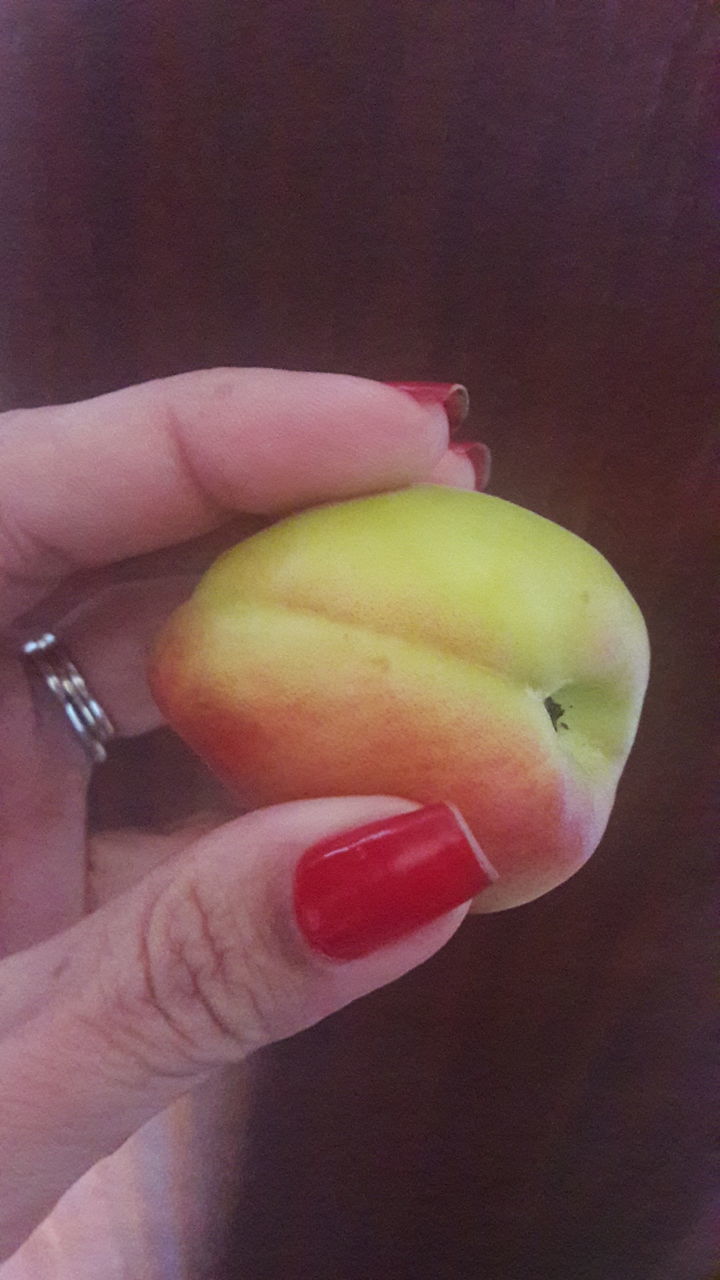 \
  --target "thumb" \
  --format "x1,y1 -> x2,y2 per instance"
0,796 -> 495,1260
